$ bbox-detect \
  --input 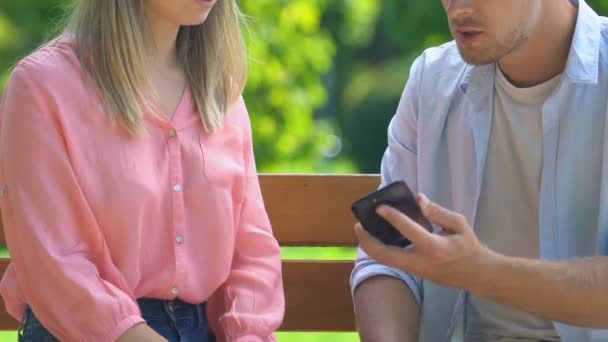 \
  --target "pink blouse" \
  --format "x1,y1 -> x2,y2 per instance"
0,40 -> 284,341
